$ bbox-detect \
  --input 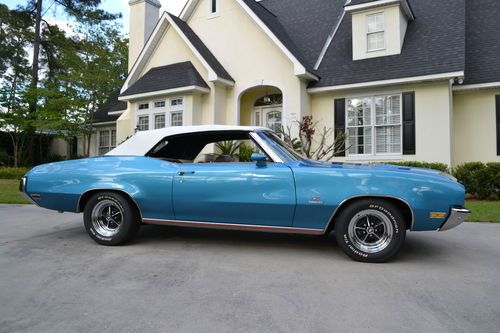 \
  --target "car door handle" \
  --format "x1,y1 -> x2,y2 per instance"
178,171 -> 196,176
